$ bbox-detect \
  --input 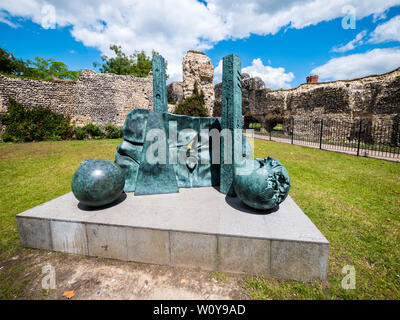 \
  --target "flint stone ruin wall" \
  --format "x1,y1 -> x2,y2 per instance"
0,69 -> 153,127
215,67 -> 400,125
215,68 -> 400,144
167,50 -> 215,114
1,49 -> 399,145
